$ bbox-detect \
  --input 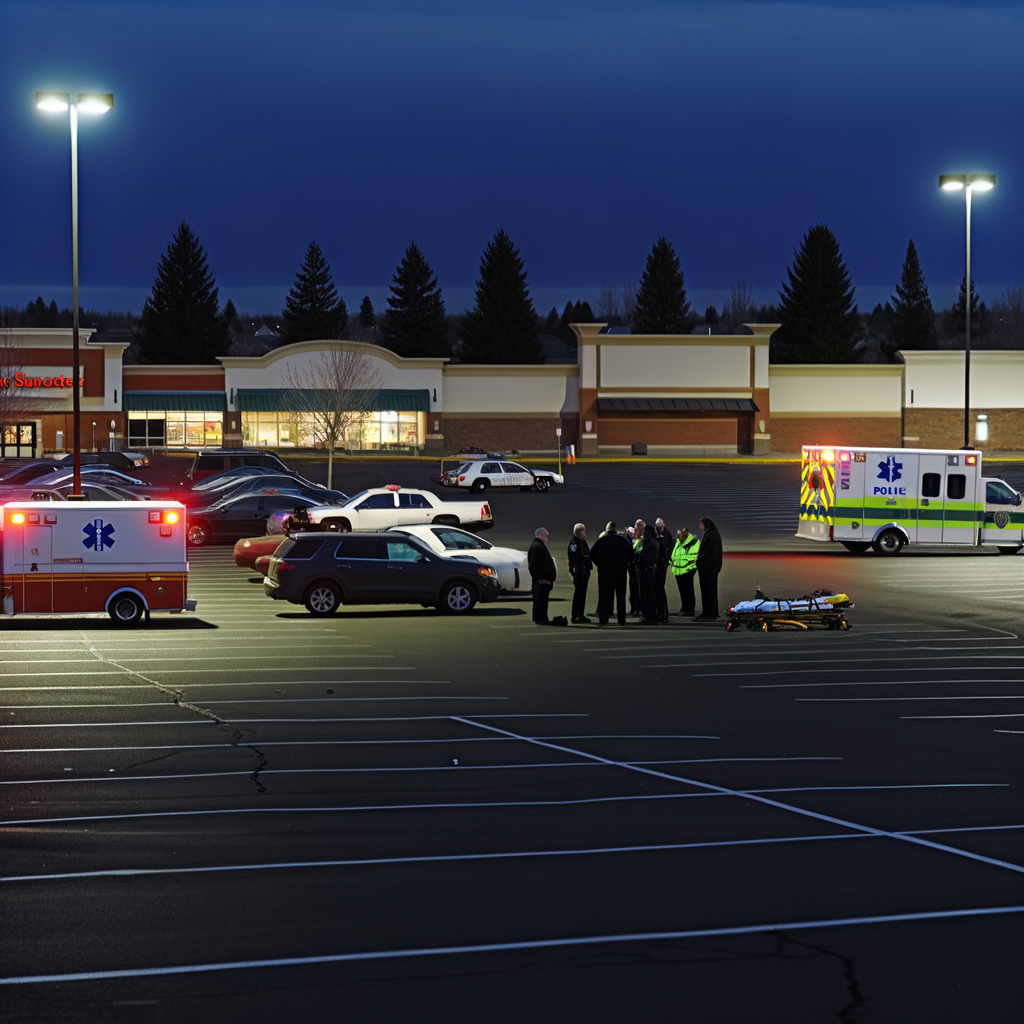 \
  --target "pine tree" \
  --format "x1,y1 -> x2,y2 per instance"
704,305 -> 719,325
359,296 -> 376,331
952,276 -> 981,335
135,221 -> 230,364
631,238 -> 693,334
774,224 -> 861,363
220,298 -> 241,336
459,229 -> 542,363
379,243 -> 449,358
279,240 -> 347,345
889,240 -> 936,357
